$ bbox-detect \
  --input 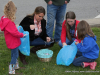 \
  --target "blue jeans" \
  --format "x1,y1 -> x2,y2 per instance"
58,37 -> 75,47
30,37 -> 51,46
10,47 -> 19,64
46,4 -> 67,42
73,51 -> 96,66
